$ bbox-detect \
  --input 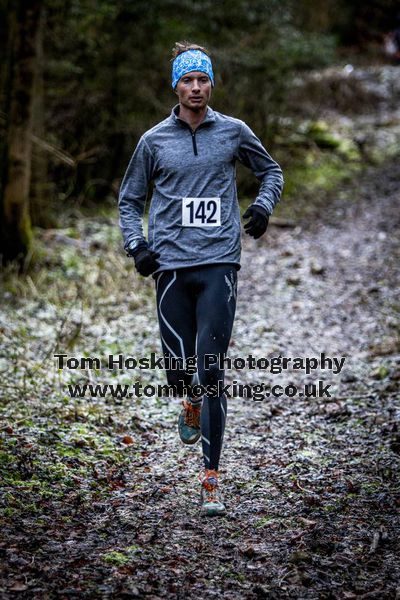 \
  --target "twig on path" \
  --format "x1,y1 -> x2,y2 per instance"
294,479 -> 314,494
277,567 -> 295,587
